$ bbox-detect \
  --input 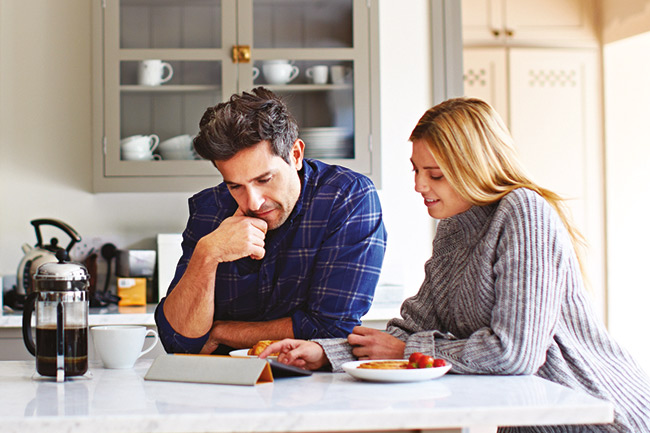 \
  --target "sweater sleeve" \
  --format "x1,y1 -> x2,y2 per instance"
432,192 -> 572,375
